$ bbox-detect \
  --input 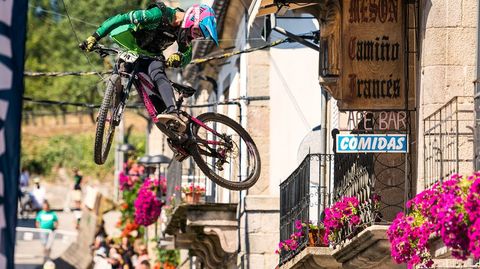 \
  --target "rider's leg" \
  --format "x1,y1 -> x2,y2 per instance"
148,60 -> 186,131
148,60 -> 176,112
